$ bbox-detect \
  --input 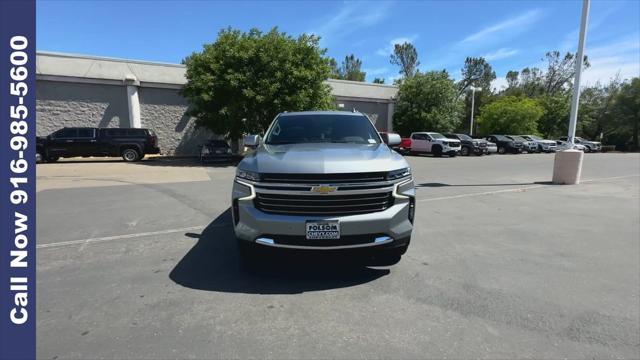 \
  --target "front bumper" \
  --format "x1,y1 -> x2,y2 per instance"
232,179 -> 414,250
